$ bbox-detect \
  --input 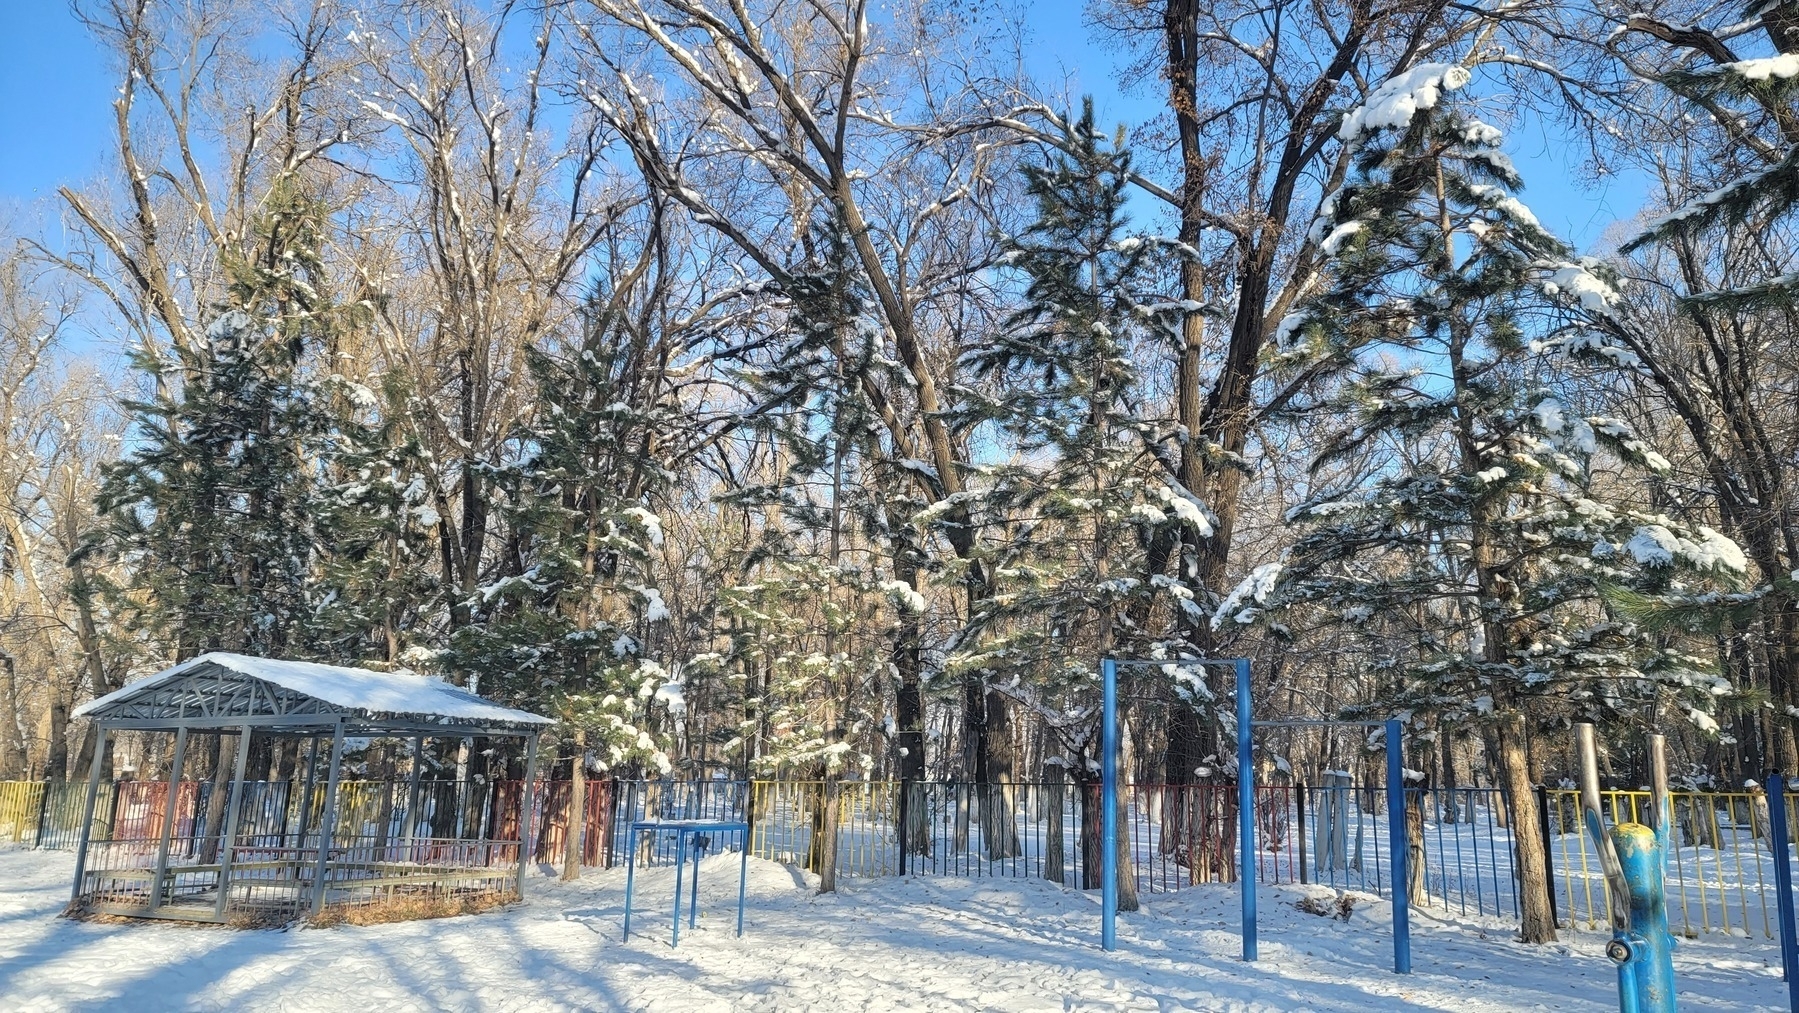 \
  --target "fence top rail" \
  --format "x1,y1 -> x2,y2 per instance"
1541,787 -> 1775,800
